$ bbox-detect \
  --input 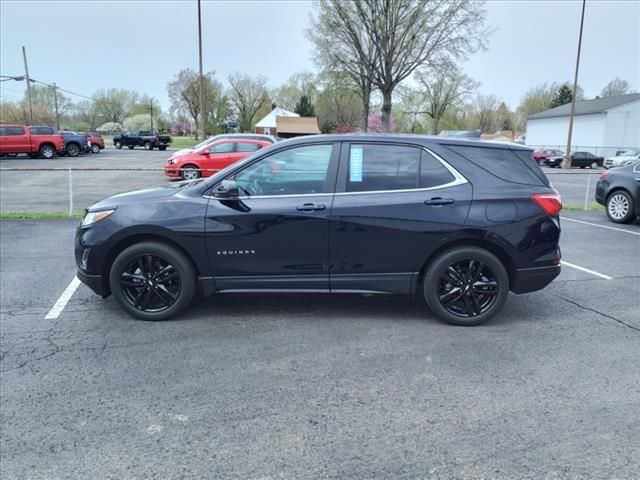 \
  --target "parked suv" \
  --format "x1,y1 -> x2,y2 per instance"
113,131 -> 171,150
0,124 -> 65,158
75,135 -> 561,326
